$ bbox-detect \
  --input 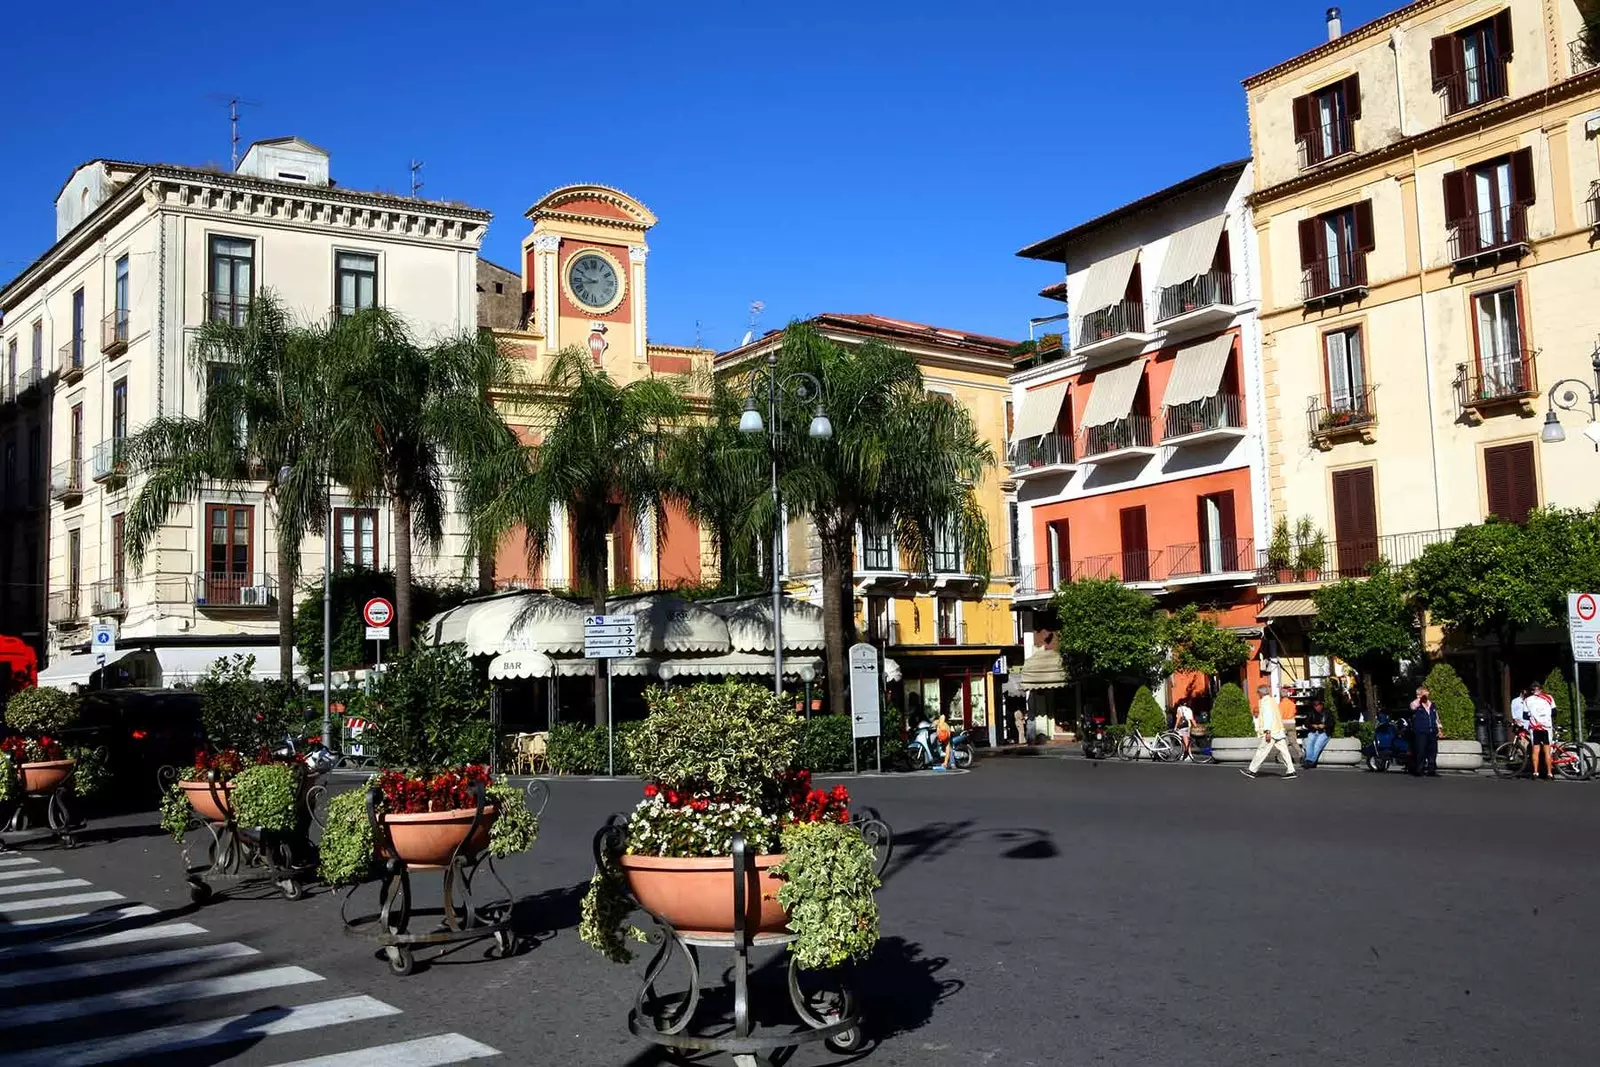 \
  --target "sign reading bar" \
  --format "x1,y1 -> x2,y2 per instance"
1570,592 -> 1600,663
584,614 -> 639,659
849,642 -> 881,740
